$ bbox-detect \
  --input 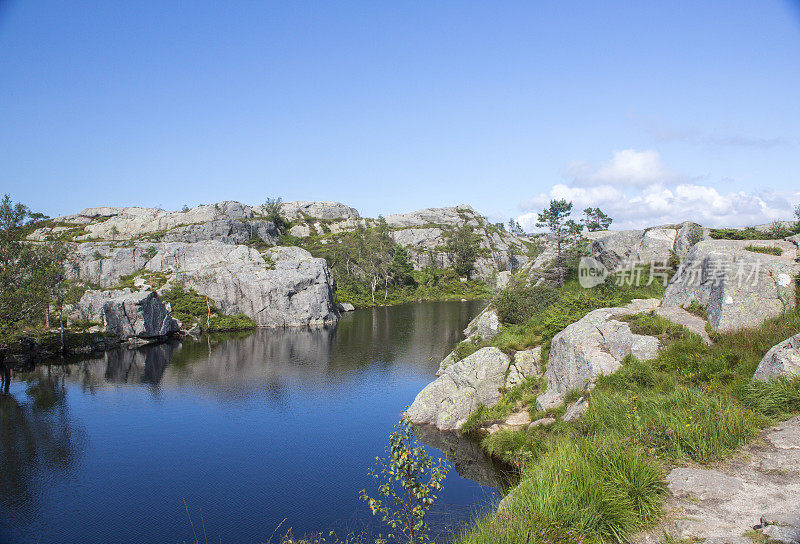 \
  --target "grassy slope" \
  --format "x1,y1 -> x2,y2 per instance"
456,279 -> 800,543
